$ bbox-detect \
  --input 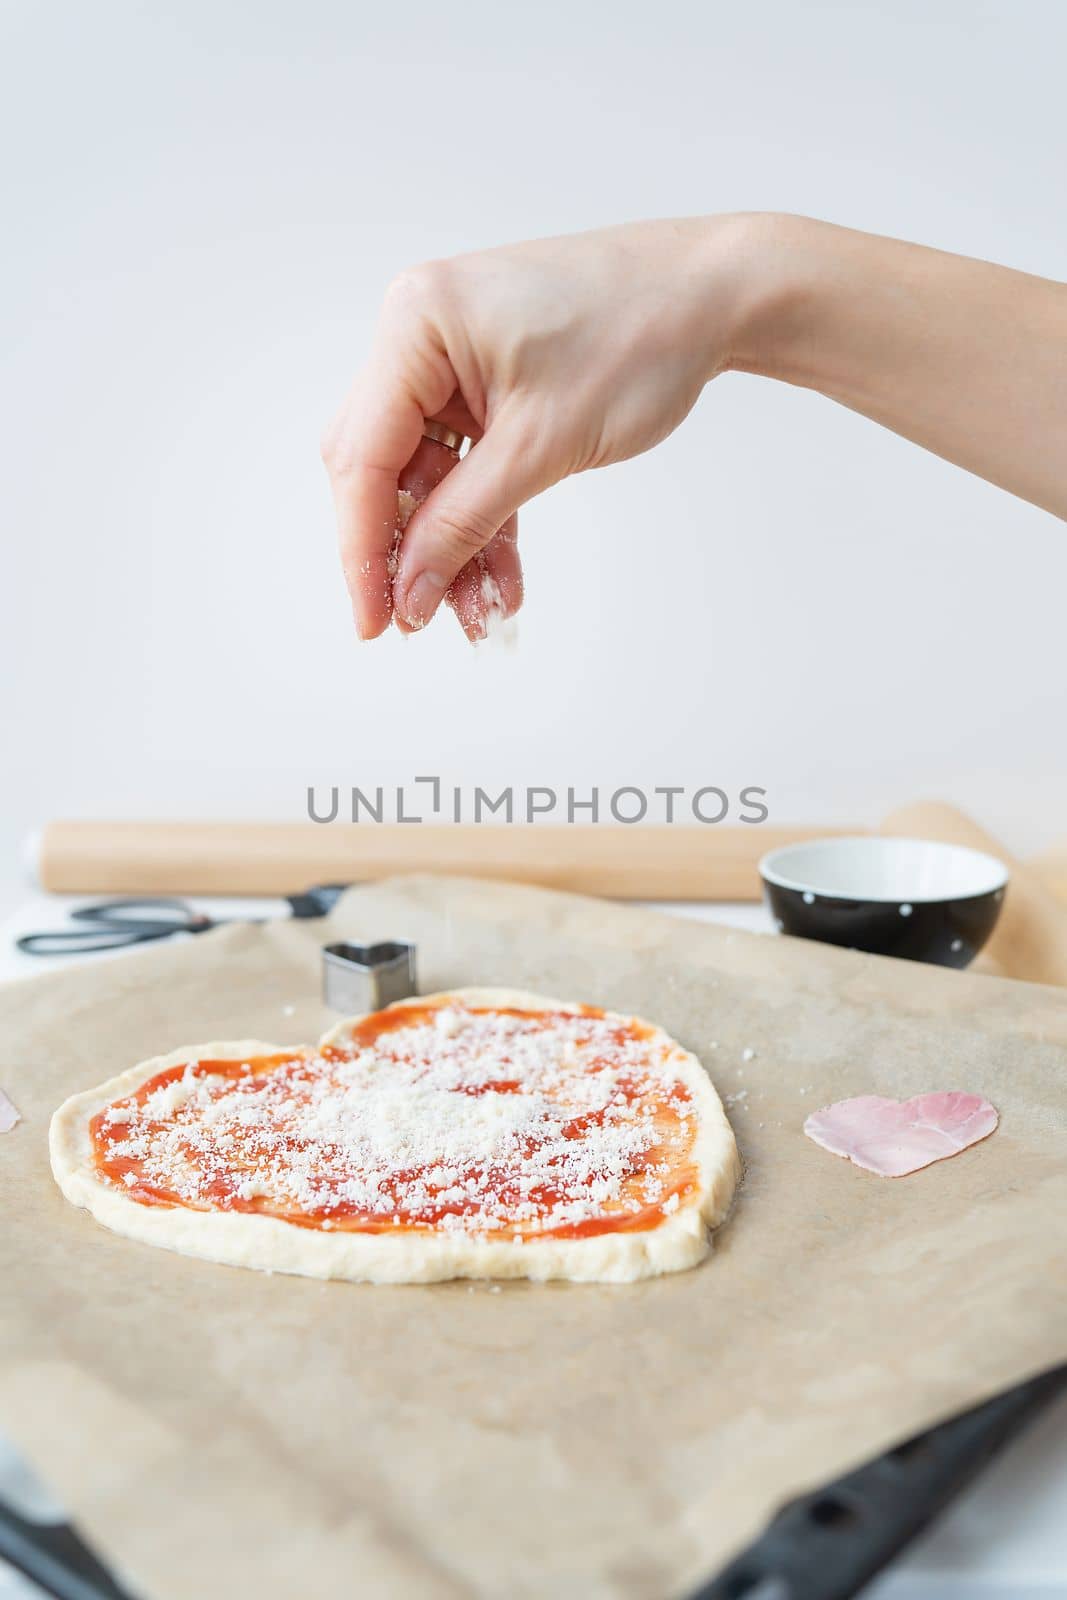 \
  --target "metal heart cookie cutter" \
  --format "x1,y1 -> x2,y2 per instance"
322,940 -> 418,1013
